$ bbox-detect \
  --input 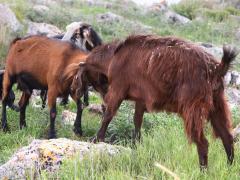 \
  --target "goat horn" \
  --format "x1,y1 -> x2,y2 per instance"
79,62 -> 86,66
0,69 -> 5,74
86,37 -> 94,48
